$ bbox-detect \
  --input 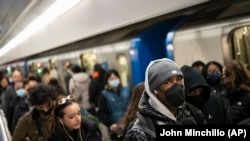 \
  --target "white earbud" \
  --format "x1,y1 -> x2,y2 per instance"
154,90 -> 158,94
